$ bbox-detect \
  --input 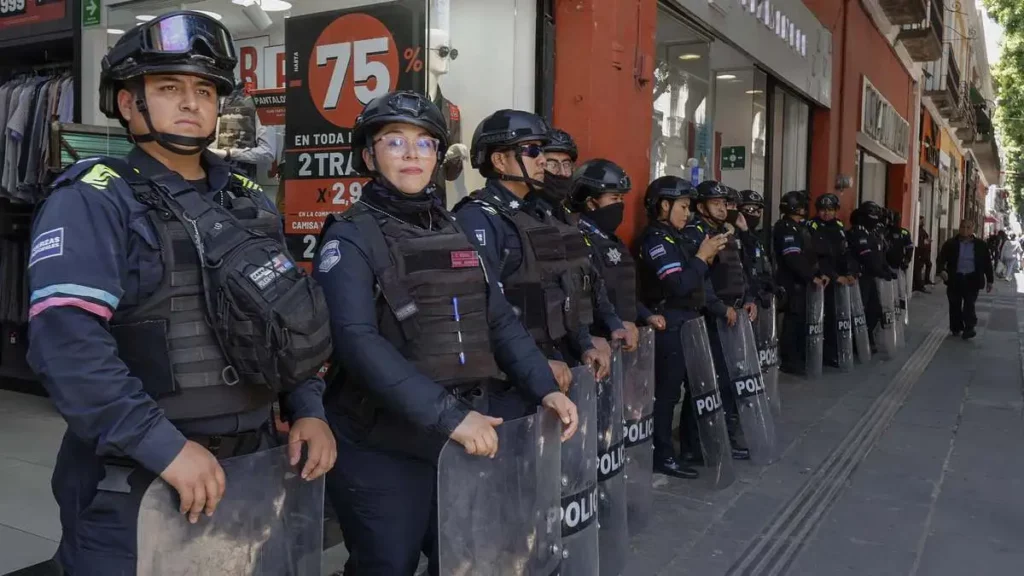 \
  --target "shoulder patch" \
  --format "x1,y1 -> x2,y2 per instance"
79,164 -> 121,190
318,239 -> 341,273
474,229 -> 486,246
649,244 -> 667,259
29,228 -> 64,267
